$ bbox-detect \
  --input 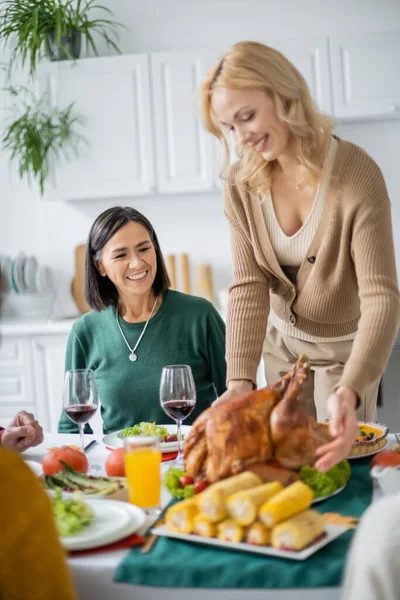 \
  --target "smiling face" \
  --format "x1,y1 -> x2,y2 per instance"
97,221 -> 157,301
211,87 -> 291,162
